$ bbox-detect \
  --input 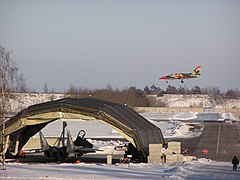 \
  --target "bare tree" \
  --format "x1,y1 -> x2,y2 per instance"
225,88 -> 240,99
43,83 -> 49,93
0,46 -> 26,169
